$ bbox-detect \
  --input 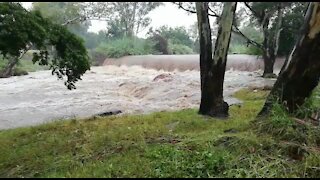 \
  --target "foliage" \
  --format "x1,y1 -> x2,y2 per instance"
95,37 -> 155,58
168,42 -> 194,55
148,26 -> 194,49
243,2 -> 307,57
228,44 -> 262,55
277,2 -> 308,56
0,2 -> 90,89
229,25 -> 263,55
147,33 -> 169,55
32,2 -> 105,50
146,26 -> 195,55
87,2 -> 163,38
